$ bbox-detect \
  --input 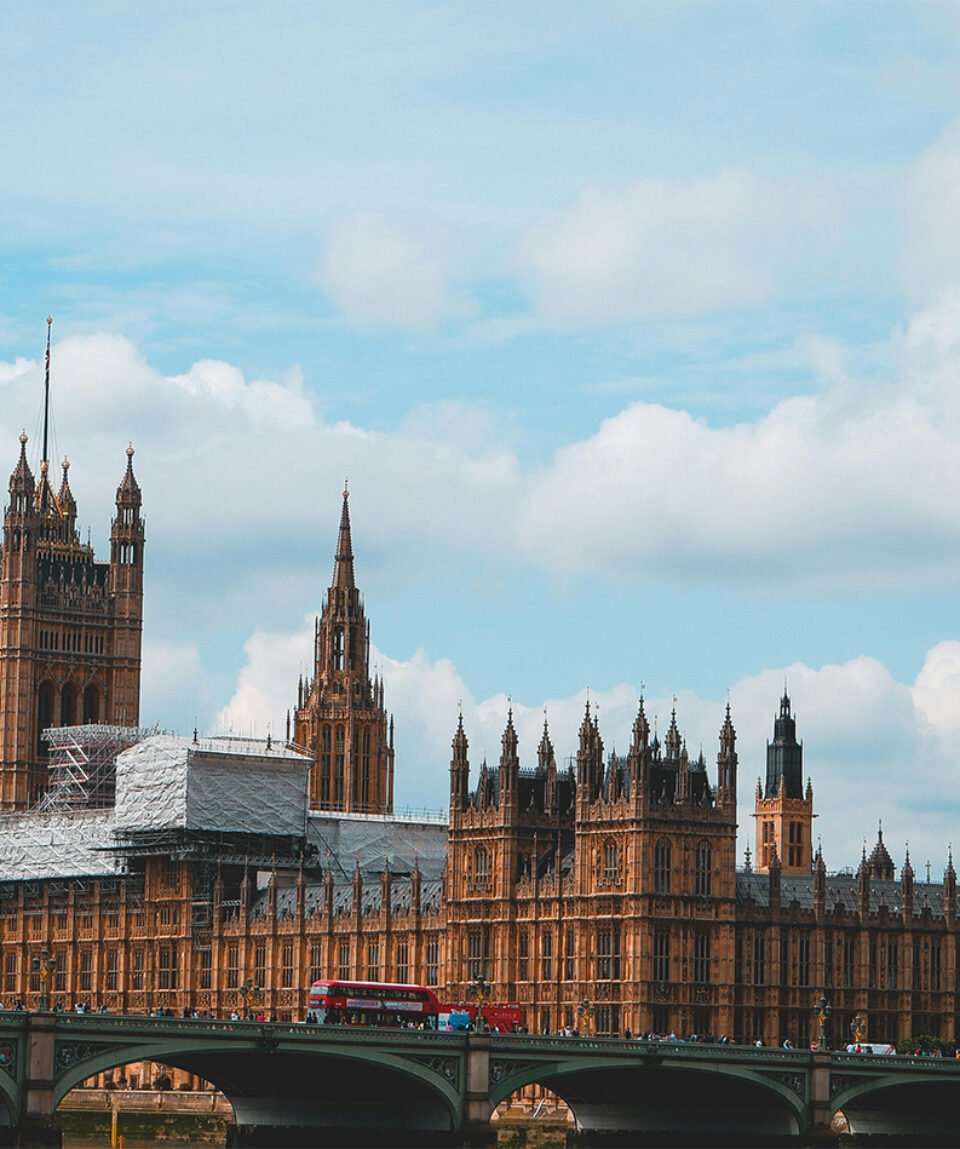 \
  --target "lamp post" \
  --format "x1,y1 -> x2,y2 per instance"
812,996 -> 832,1051
238,977 -> 261,1020
467,974 -> 490,1031
850,1014 -> 867,1045
576,998 -> 594,1035
31,948 -> 57,1013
